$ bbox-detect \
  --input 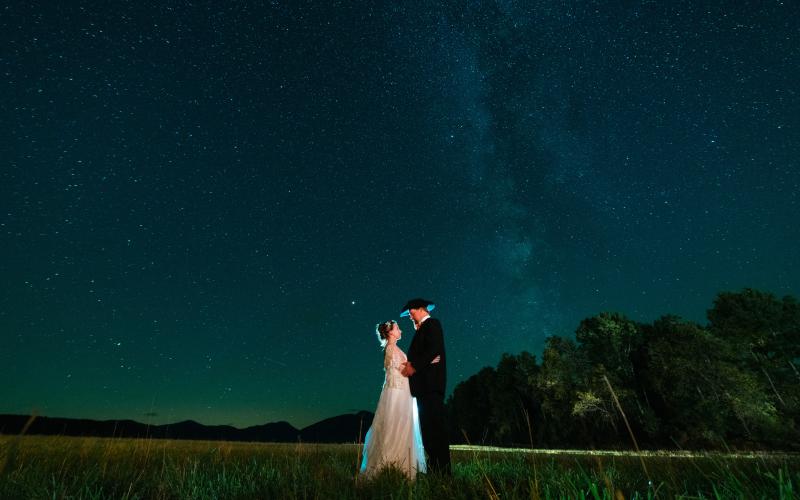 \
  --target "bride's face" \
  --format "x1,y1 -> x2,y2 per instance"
389,323 -> 402,341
